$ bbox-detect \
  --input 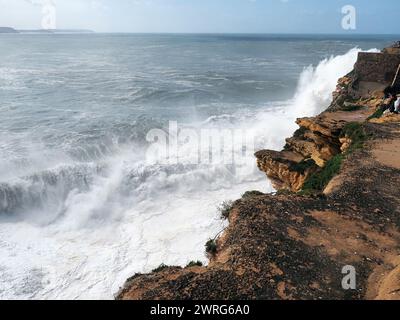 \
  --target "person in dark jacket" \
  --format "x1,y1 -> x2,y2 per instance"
381,88 -> 397,113
384,86 -> 396,99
